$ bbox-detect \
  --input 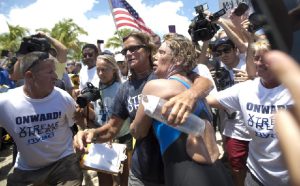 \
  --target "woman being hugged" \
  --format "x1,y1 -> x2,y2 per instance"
131,33 -> 233,186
